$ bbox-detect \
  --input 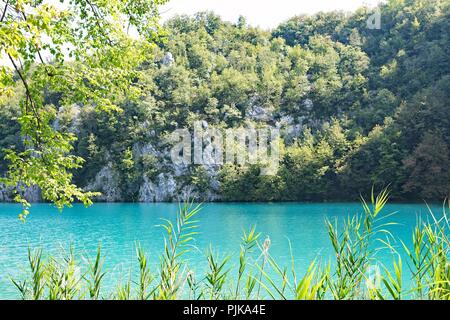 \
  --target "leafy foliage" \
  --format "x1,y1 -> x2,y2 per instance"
0,0 -> 167,218
1,0 -> 449,207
